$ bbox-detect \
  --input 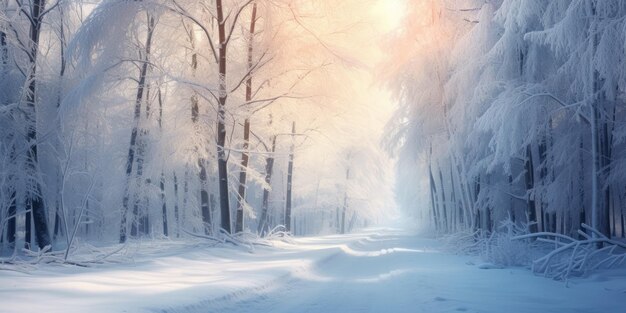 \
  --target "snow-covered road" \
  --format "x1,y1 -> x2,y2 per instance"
2,229 -> 625,313
208,230 -> 626,313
